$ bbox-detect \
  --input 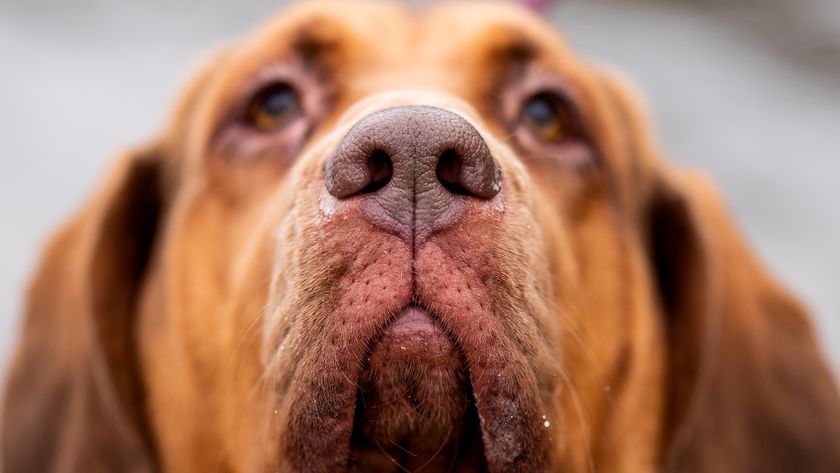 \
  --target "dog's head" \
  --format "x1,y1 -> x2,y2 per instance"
4,2 -> 840,472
